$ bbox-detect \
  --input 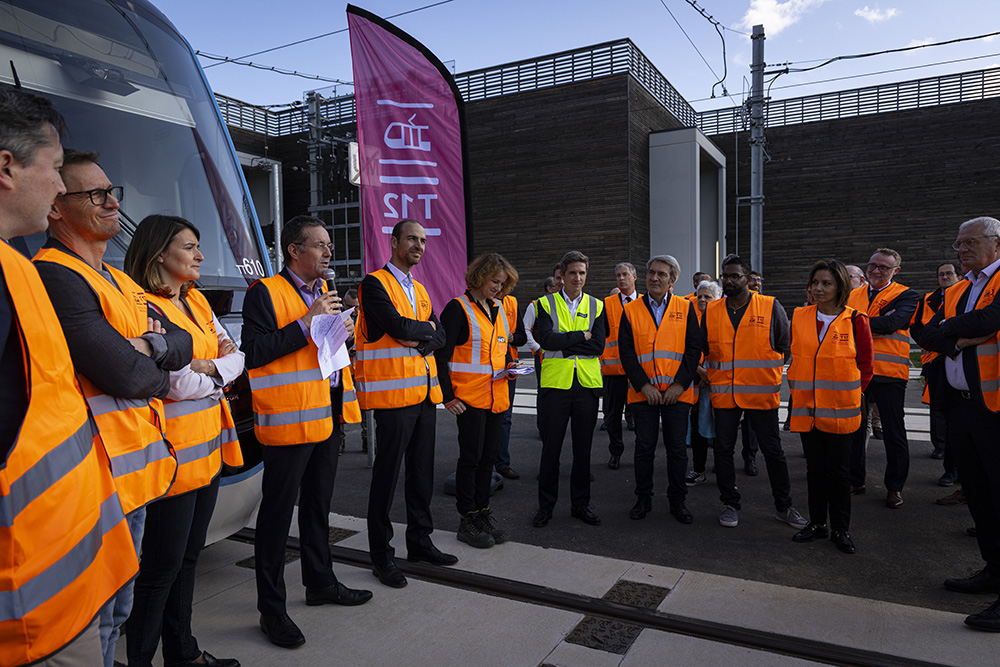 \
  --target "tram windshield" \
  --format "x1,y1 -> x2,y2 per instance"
0,0 -> 268,285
